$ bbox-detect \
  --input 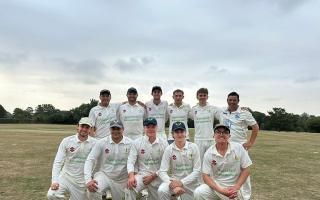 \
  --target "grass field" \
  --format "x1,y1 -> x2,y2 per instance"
0,124 -> 320,200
